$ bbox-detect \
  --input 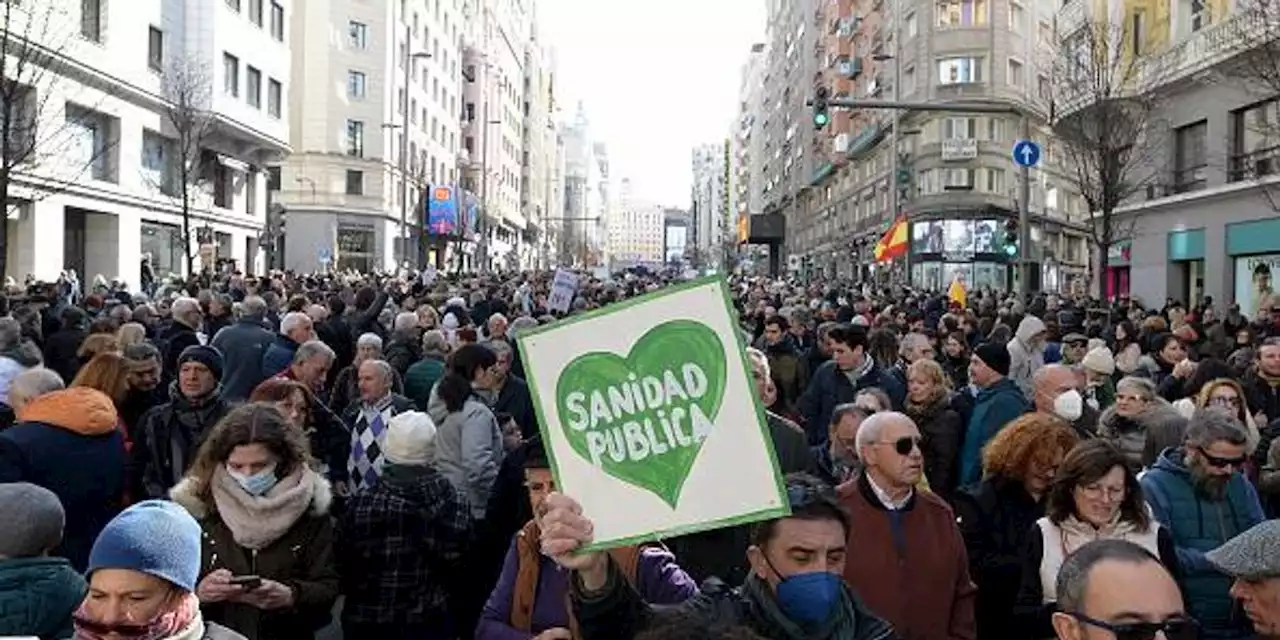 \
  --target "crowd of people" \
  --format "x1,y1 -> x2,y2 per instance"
1,268 -> 1280,639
